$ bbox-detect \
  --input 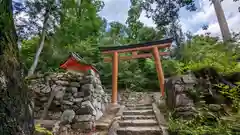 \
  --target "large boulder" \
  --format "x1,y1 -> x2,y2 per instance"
166,73 -> 197,118
60,109 -> 75,124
